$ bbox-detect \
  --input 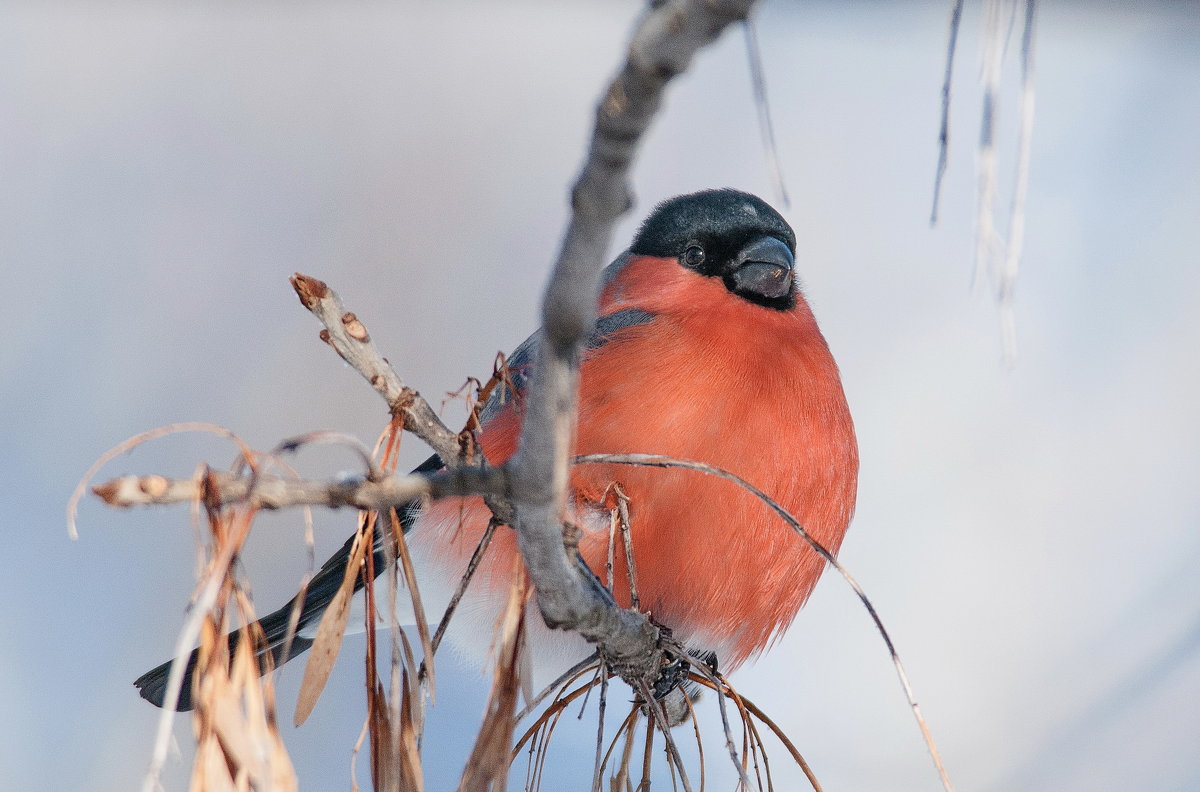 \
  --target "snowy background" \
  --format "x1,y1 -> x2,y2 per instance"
2,1 -> 1198,790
